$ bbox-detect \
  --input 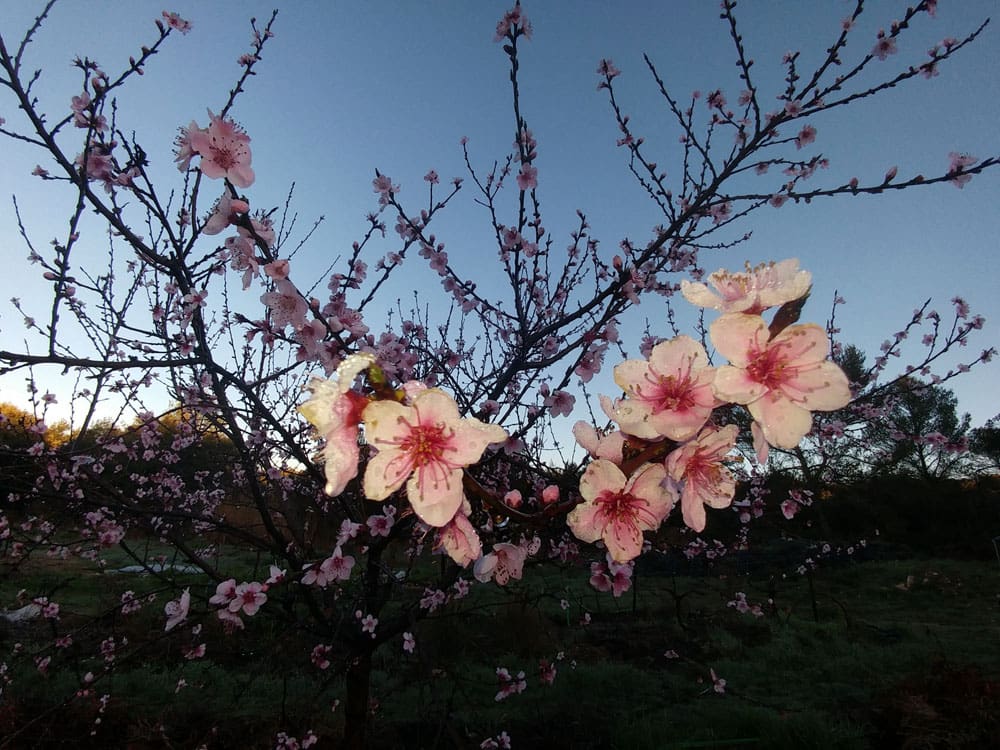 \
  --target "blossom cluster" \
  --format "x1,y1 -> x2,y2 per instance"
567,259 -> 851,562
175,110 -> 254,188
299,353 -> 509,553
295,259 -> 851,586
